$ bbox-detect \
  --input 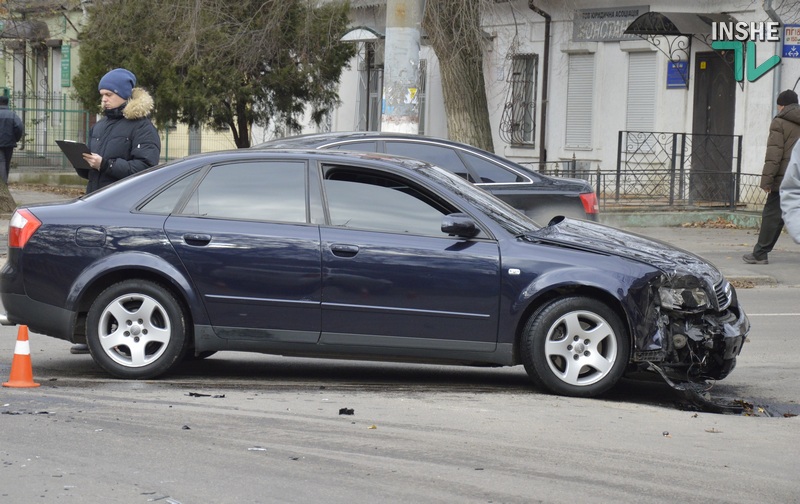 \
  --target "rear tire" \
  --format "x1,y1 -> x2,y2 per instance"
86,279 -> 189,379
521,296 -> 629,397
